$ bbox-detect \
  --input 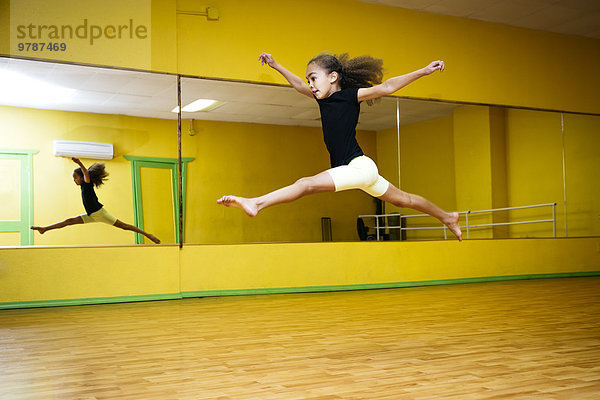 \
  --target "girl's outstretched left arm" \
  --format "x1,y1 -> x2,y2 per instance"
358,60 -> 444,102
72,157 -> 91,183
